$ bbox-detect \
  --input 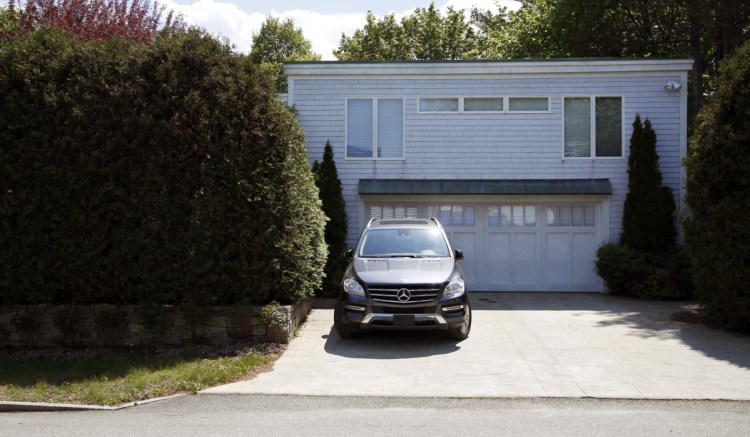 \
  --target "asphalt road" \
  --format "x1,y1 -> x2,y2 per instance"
2,394 -> 750,436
